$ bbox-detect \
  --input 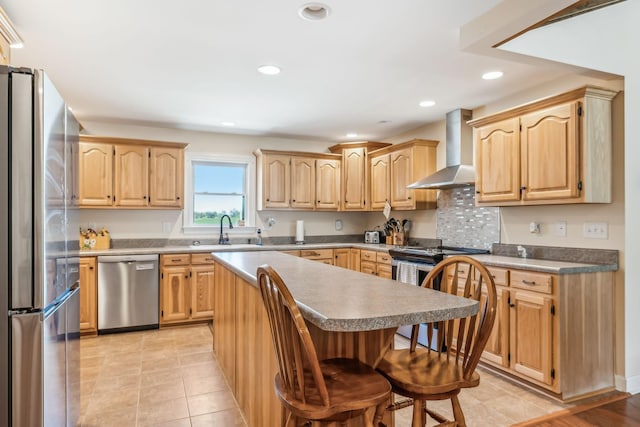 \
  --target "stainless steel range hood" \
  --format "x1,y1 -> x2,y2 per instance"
408,108 -> 475,190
